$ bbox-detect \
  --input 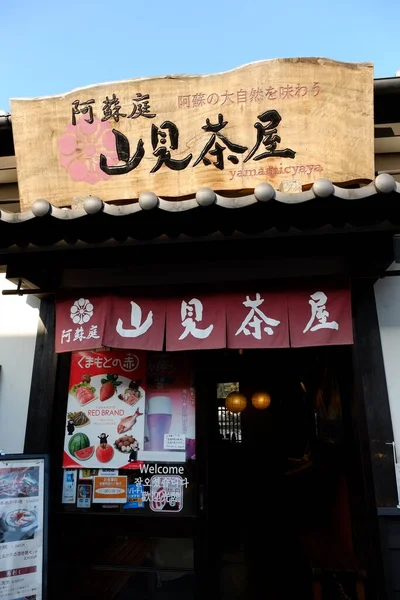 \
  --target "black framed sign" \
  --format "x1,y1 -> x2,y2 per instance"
0,454 -> 49,600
